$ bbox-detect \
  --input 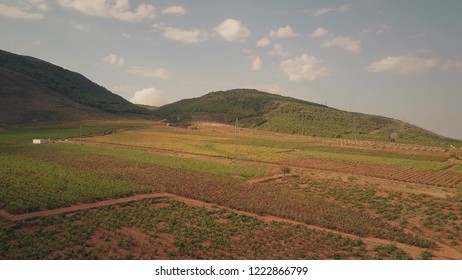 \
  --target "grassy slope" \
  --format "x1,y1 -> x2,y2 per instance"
0,67 -> 119,126
155,89 -> 460,146
0,49 -> 150,118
